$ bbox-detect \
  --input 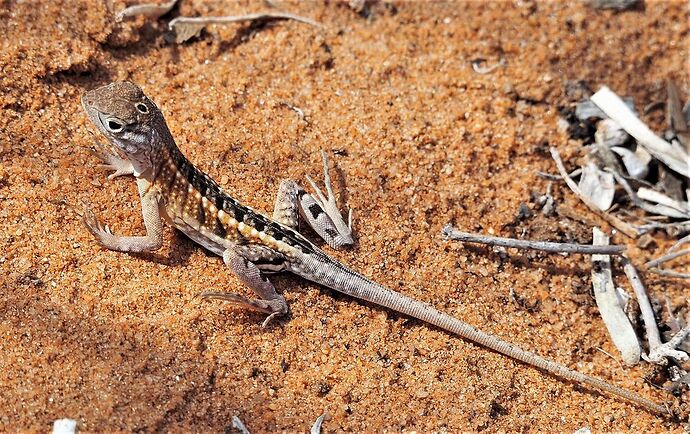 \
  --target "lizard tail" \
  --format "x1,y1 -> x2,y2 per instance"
301,255 -> 669,416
